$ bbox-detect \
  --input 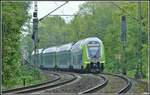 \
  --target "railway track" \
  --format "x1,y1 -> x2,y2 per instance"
78,73 -> 132,94
115,74 -> 132,93
2,72 -> 78,94
37,72 -> 132,94
2,72 -> 133,94
102,73 -> 132,94
43,73 -> 107,94
78,74 -> 108,94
